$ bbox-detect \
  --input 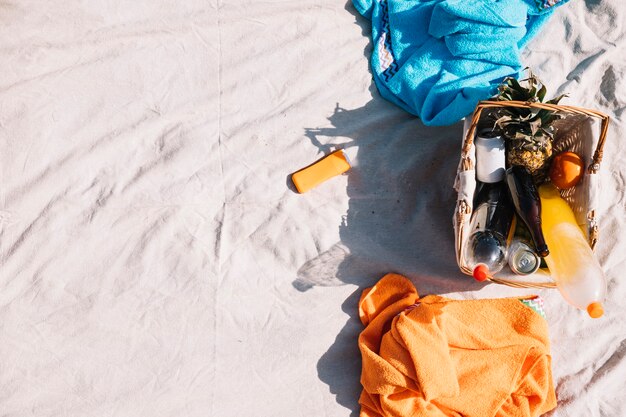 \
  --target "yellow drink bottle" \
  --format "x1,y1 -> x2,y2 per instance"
538,184 -> 606,318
